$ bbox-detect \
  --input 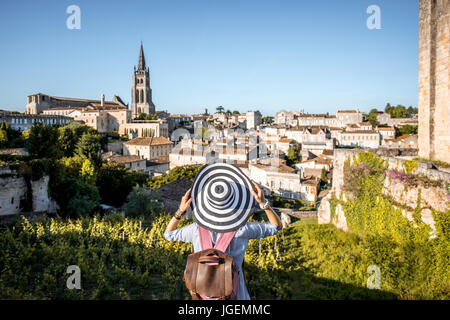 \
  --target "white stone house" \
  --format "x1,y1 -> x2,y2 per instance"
123,136 -> 173,160
338,130 -> 380,148
249,163 -> 317,201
